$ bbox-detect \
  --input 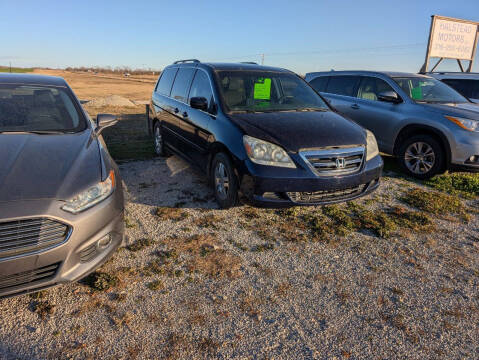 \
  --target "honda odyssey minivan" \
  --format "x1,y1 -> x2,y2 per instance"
148,60 -> 383,208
